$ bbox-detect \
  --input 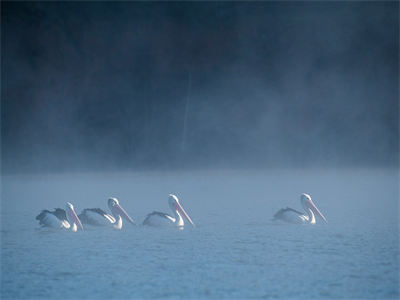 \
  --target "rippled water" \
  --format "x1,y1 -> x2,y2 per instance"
1,169 -> 398,299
